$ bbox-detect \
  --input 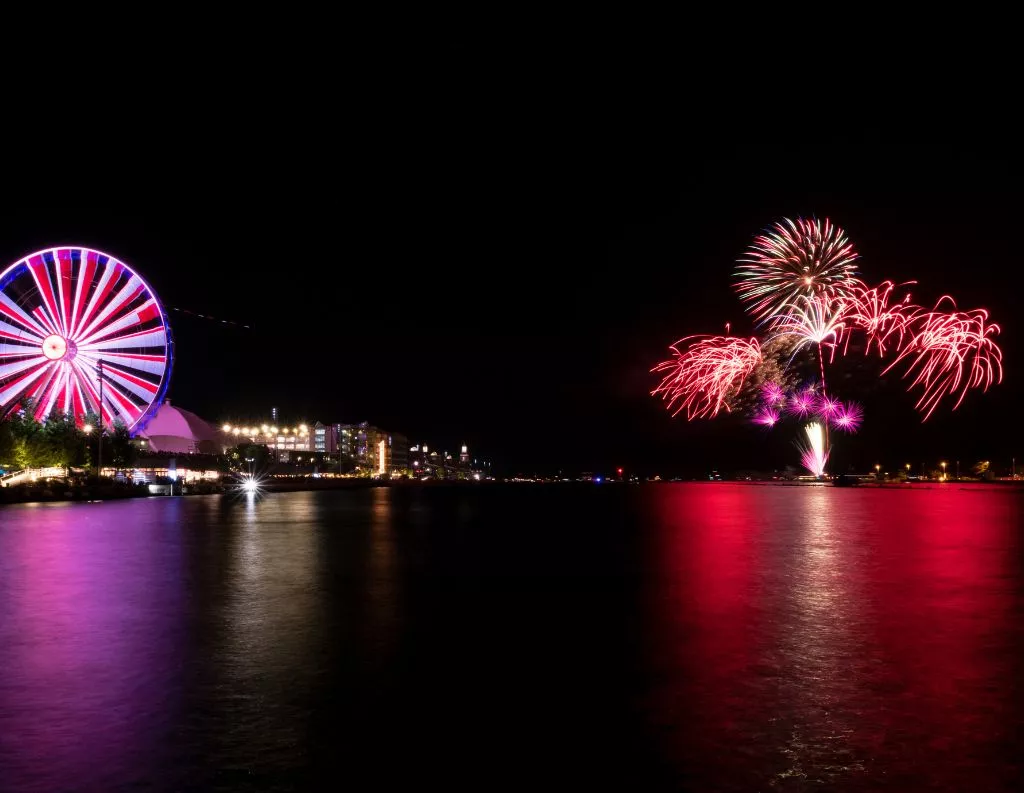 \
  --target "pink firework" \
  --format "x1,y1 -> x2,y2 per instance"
884,299 -> 1003,420
761,381 -> 786,404
787,390 -> 815,417
651,335 -> 762,419
842,279 -> 920,357
816,395 -> 841,420
832,401 -> 863,432
753,406 -> 781,427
